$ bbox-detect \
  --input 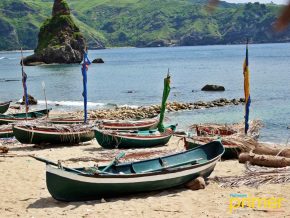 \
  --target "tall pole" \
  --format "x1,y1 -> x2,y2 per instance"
42,81 -> 49,119
21,48 -> 28,121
